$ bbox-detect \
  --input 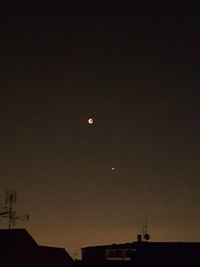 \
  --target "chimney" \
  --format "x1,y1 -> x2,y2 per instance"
137,234 -> 142,242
